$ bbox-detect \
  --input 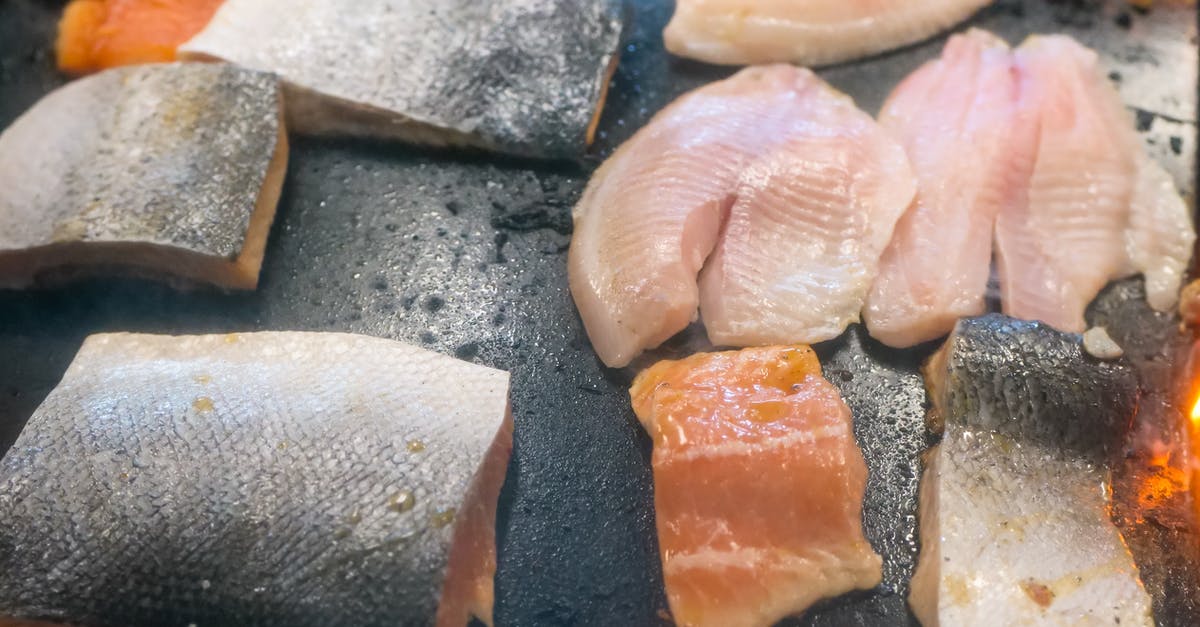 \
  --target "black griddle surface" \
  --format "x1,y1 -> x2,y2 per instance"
0,1 -> 1197,625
